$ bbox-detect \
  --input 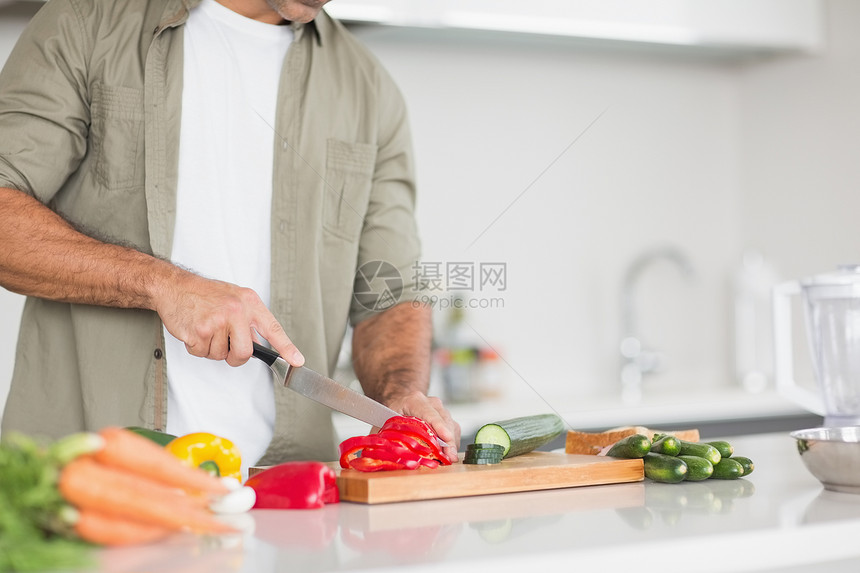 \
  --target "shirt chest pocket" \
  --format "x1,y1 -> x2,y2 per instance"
89,83 -> 145,191
323,139 -> 378,241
